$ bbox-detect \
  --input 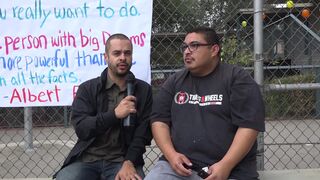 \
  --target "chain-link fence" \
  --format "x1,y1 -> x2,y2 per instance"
1,0 -> 320,178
